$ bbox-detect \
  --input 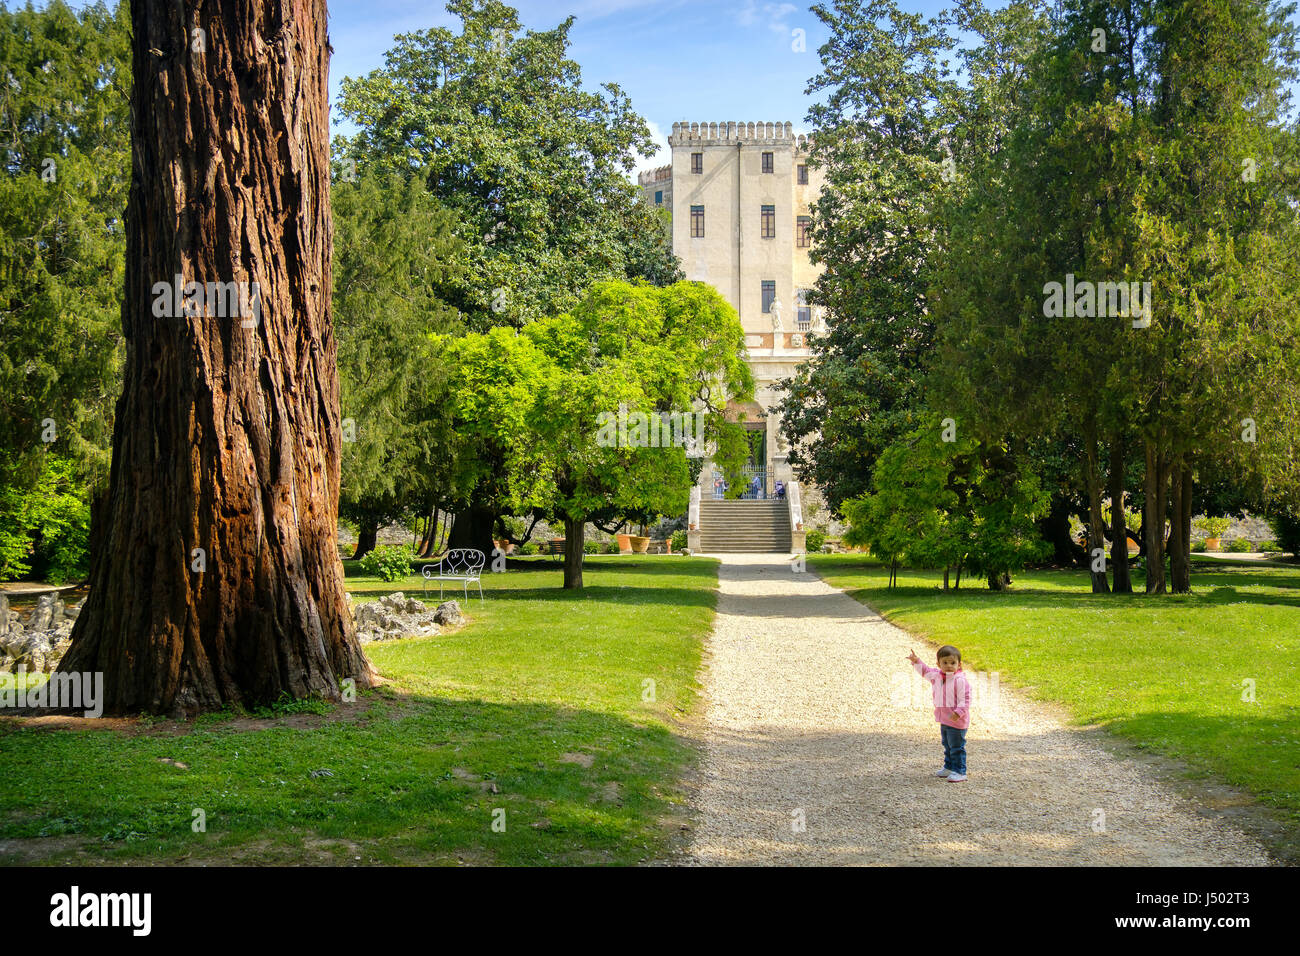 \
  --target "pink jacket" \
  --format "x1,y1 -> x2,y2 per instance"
914,660 -> 971,729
